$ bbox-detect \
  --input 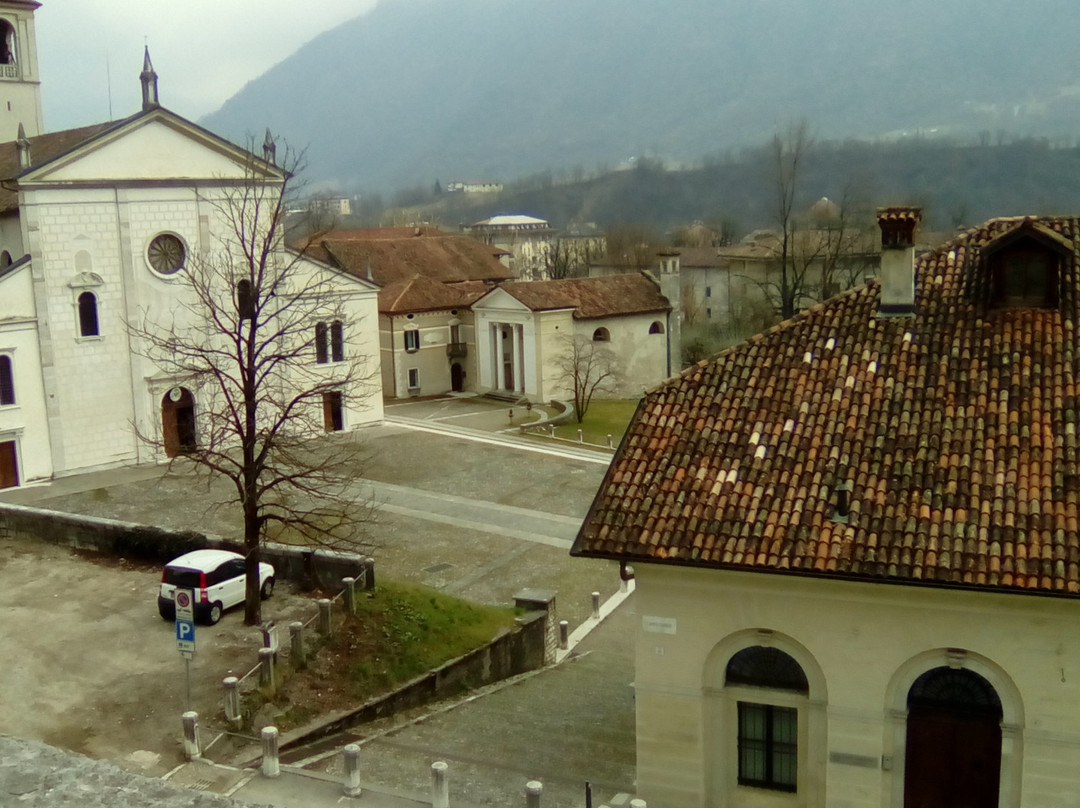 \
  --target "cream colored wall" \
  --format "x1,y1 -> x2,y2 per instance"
381,309 -> 474,398
535,309 -> 573,402
634,564 -> 1080,808
0,264 -> 51,483
574,313 -> 668,396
